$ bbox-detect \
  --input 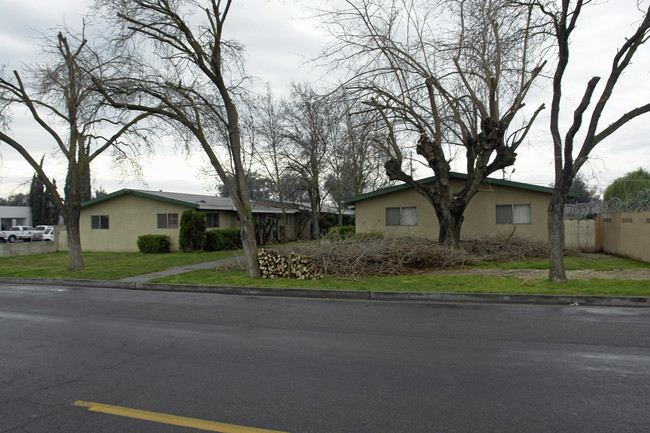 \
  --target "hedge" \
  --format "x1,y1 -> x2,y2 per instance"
137,234 -> 171,253
204,229 -> 242,251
